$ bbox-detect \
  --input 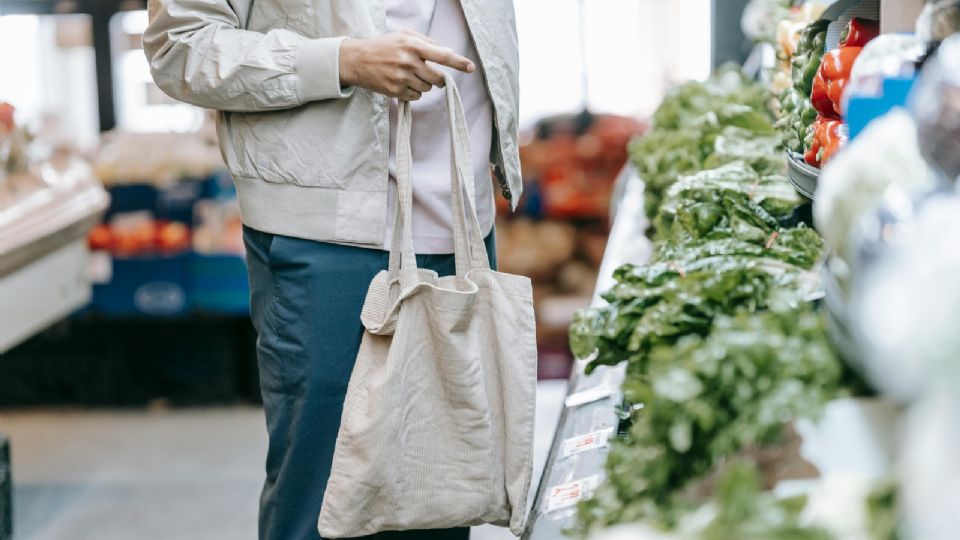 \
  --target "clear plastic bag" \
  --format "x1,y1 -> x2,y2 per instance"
909,33 -> 960,184
916,0 -> 960,42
